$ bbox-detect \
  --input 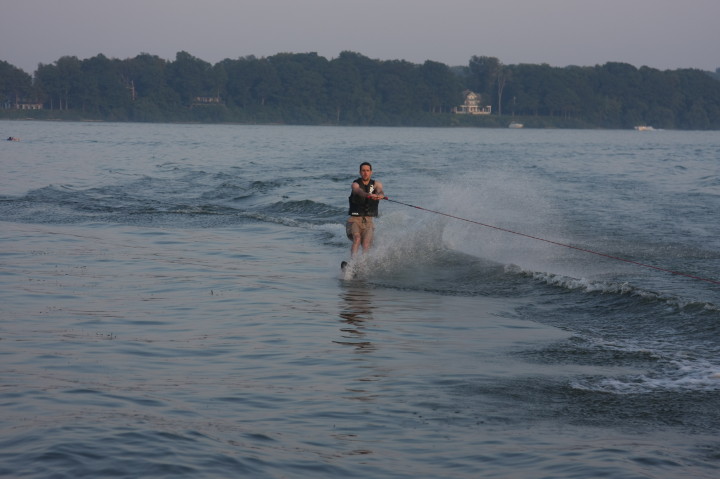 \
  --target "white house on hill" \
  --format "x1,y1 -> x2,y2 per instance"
452,90 -> 491,115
